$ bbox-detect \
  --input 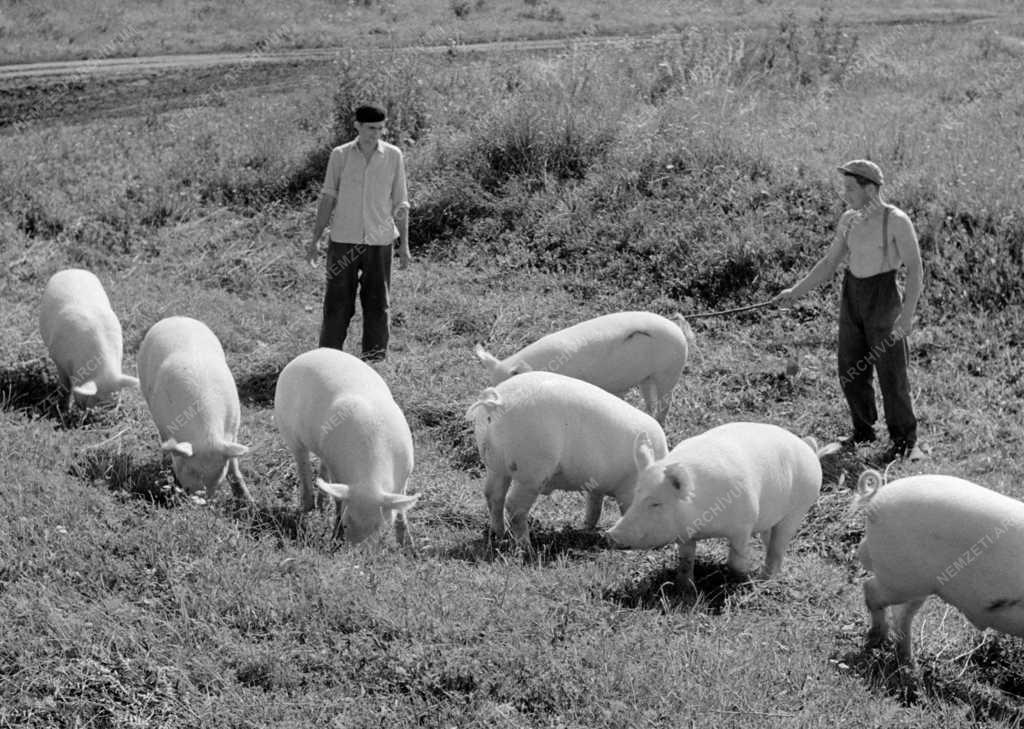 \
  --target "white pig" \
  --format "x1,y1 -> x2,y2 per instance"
137,316 -> 251,502
855,469 -> 1024,665
607,422 -> 837,589
465,370 -> 668,547
474,311 -> 694,424
38,268 -> 139,409
273,348 -> 418,546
